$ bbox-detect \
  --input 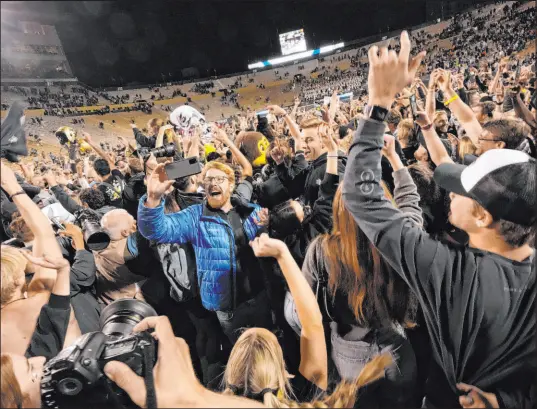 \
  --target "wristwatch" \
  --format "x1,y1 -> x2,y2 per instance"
364,105 -> 389,122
